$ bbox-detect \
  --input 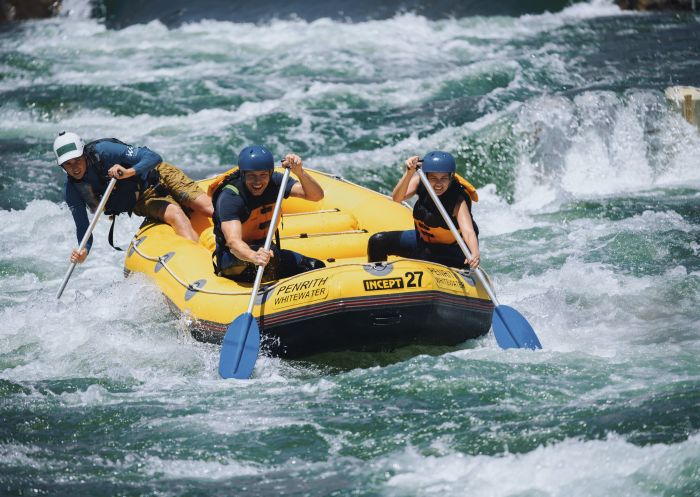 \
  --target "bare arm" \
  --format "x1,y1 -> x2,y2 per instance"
284,154 -> 324,201
392,155 -> 421,202
220,219 -> 273,267
455,199 -> 480,268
